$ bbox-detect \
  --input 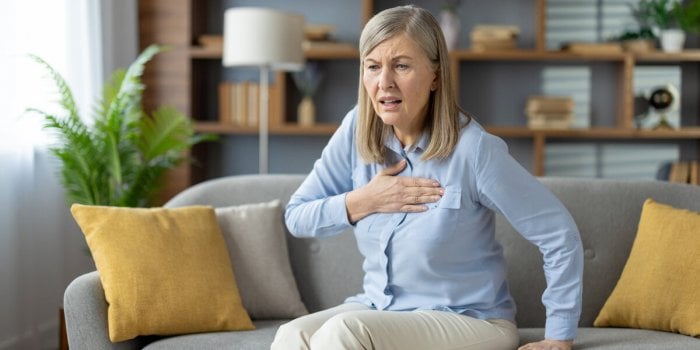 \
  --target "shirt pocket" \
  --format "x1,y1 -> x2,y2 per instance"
427,186 -> 462,210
